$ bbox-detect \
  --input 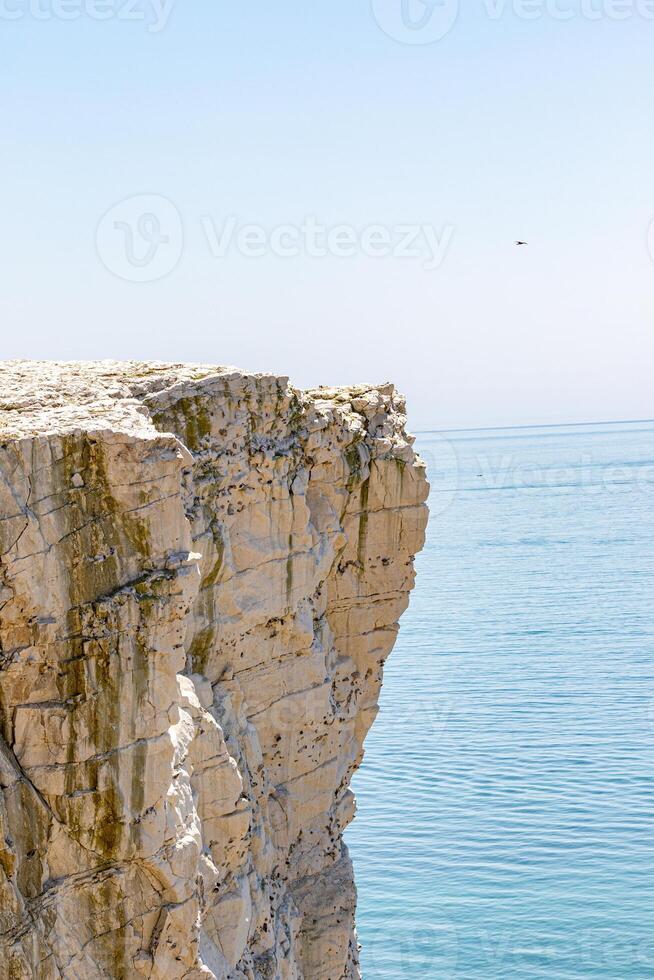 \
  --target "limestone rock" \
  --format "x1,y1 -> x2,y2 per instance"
0,361 -> 429,979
